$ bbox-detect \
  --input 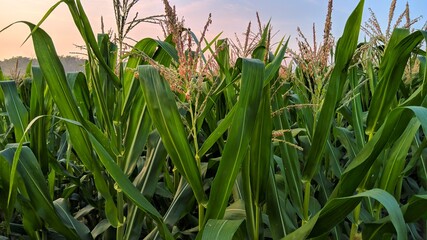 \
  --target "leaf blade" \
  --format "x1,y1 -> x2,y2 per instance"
138,65 -> 207,205
204,58 -> 264,221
